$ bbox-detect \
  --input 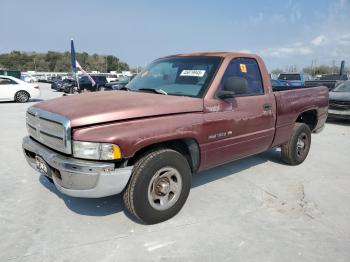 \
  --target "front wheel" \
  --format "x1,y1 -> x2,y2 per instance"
123,148 -> 192,224
281,123 -> 311,165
